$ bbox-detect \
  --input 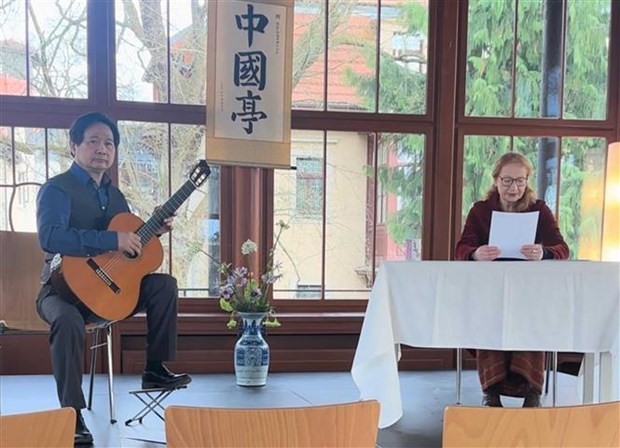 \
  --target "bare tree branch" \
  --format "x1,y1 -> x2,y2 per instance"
27,2 -> 59,96
120,0 -> 145,41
